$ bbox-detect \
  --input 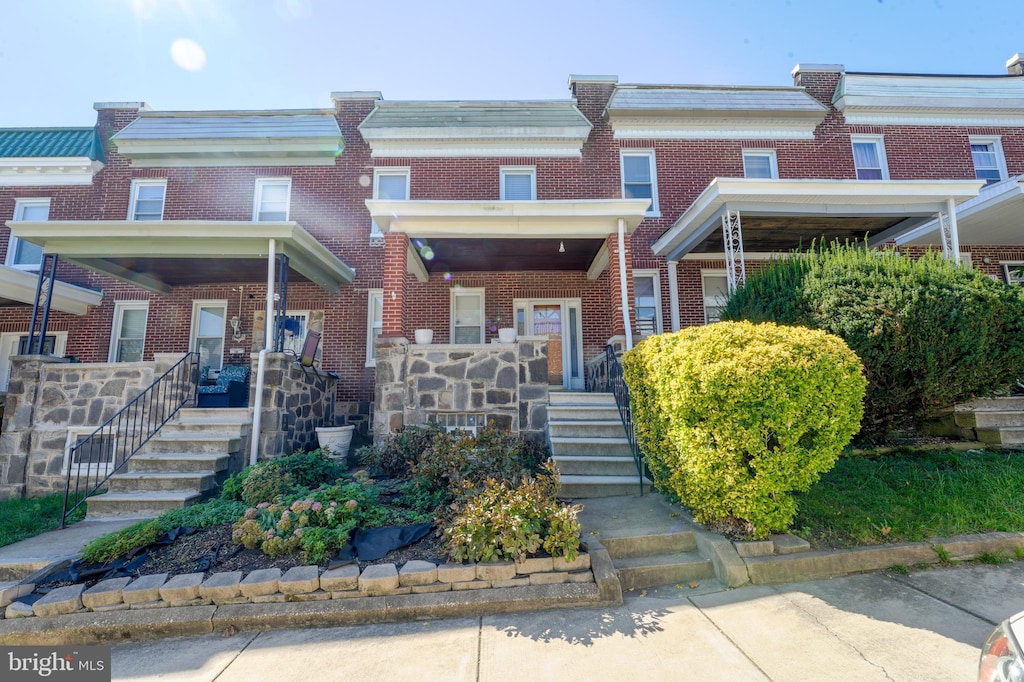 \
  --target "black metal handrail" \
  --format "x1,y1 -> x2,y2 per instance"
592,344 -> 647,495
60,352 -> 201,527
